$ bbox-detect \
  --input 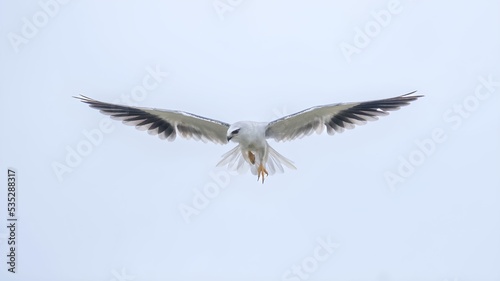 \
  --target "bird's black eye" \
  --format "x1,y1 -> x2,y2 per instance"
231,129 -> 240,135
